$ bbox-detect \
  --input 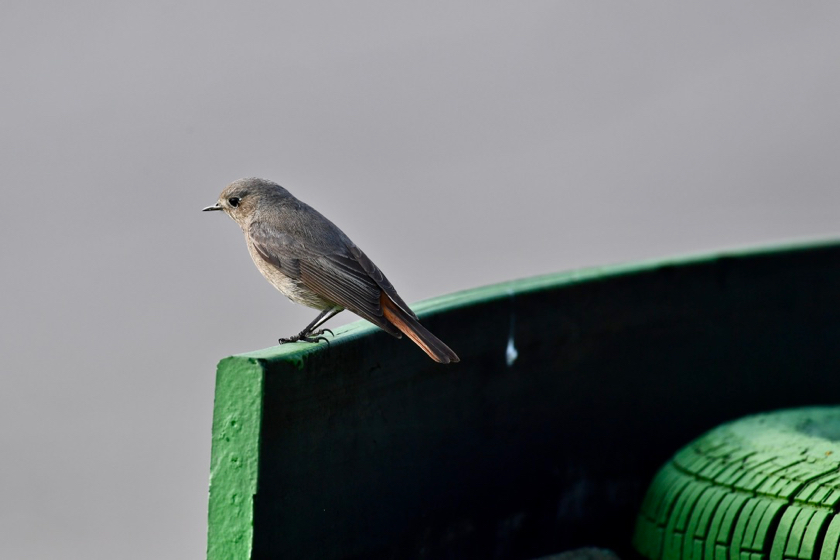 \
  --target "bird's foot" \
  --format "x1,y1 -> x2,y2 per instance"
279,328 -> 333,346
